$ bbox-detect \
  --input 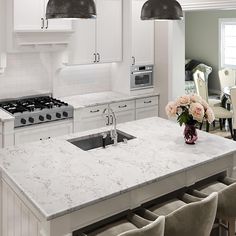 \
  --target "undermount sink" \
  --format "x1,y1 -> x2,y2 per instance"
68,130 -> 136,151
